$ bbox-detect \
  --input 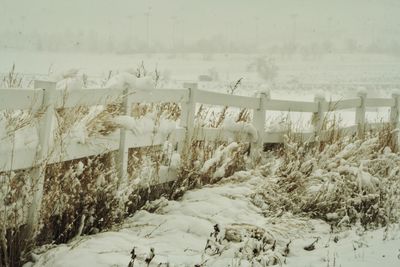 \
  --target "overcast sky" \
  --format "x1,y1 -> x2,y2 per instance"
1,0 -> 399,47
